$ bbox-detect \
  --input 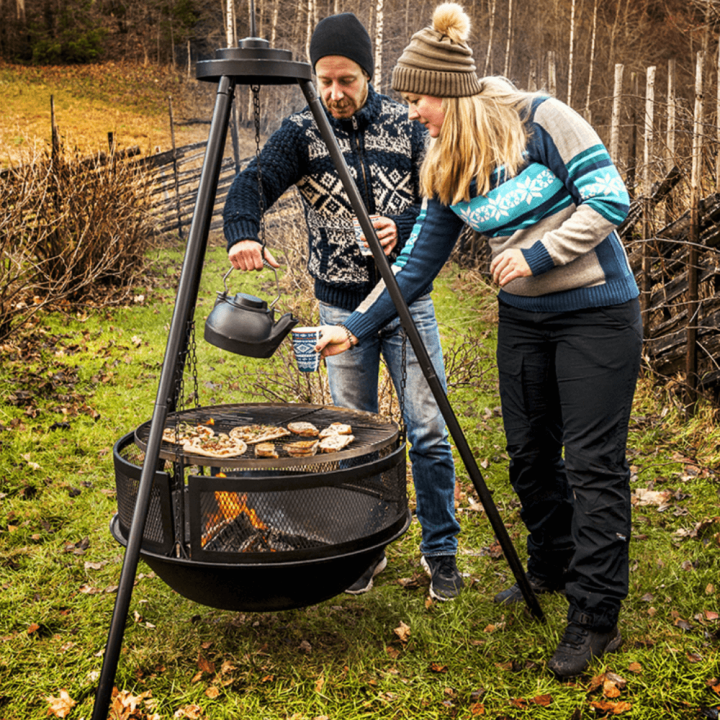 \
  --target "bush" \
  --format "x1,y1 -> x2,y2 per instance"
0,145 -> 155,341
